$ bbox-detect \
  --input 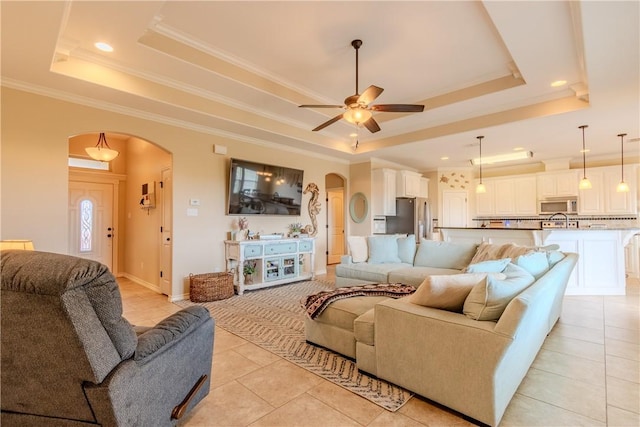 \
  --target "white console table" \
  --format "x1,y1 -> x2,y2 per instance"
224,237 -> 315,295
